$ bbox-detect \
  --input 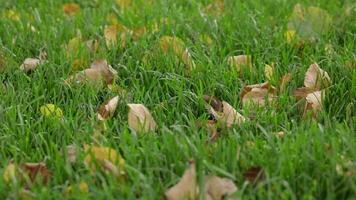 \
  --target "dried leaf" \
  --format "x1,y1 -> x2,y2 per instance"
205,98 -> 246,128
304,63 -> 331,90
203,0 -> 225,16
22,162 -> 50,185
127,104 -> 156,133
304,90 -> 324,117
165,161 -> 197,200
40,104 -> 63,119
97,96 -> 119,120
243,166 -> 265,184
63,3 -> 80,16
285,30 -> 297,44
293,87 -> 314,100
20,58 -> 42,72
241,82 -> 276,107
67,59 -> 117,85
203,95 -> 223,113
84,145 -> 125,178
227,55 -> 252,72
204,175 -> 237,200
